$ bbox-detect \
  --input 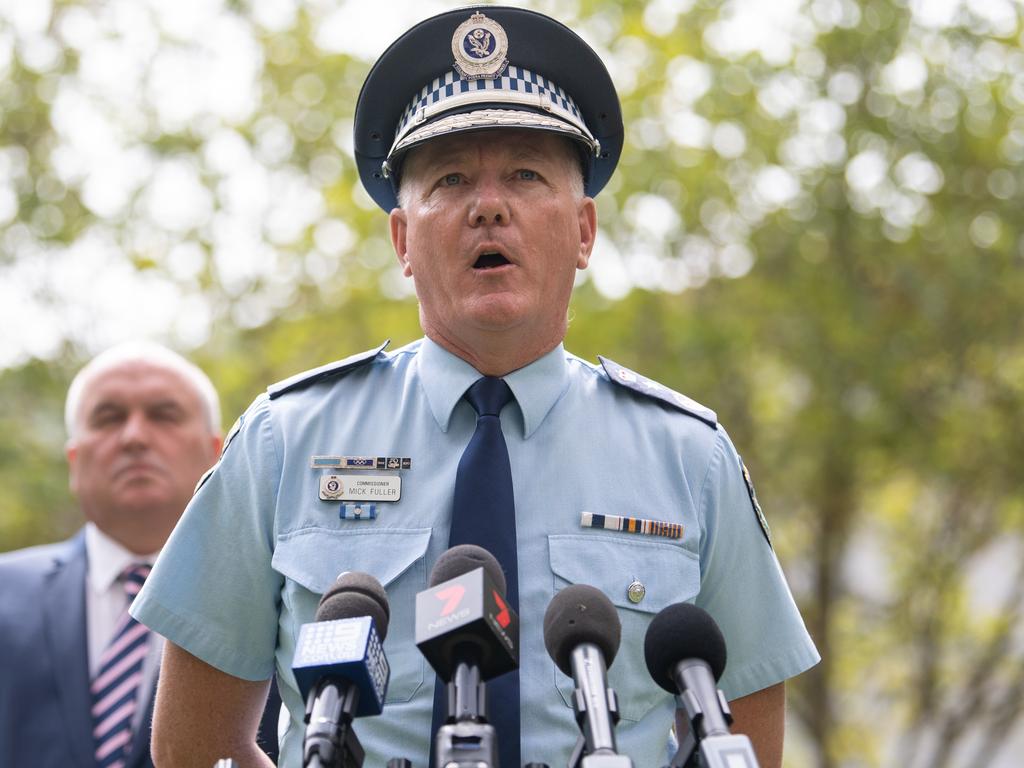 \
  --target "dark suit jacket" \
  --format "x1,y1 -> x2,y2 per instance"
0,531 -> 281,766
